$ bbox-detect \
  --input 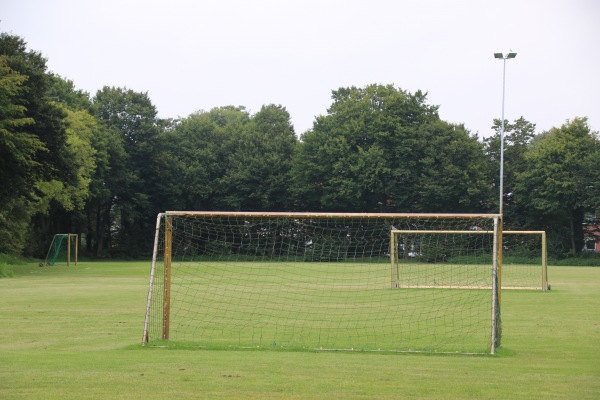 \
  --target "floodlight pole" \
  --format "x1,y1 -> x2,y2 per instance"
494,52 -> 517,216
